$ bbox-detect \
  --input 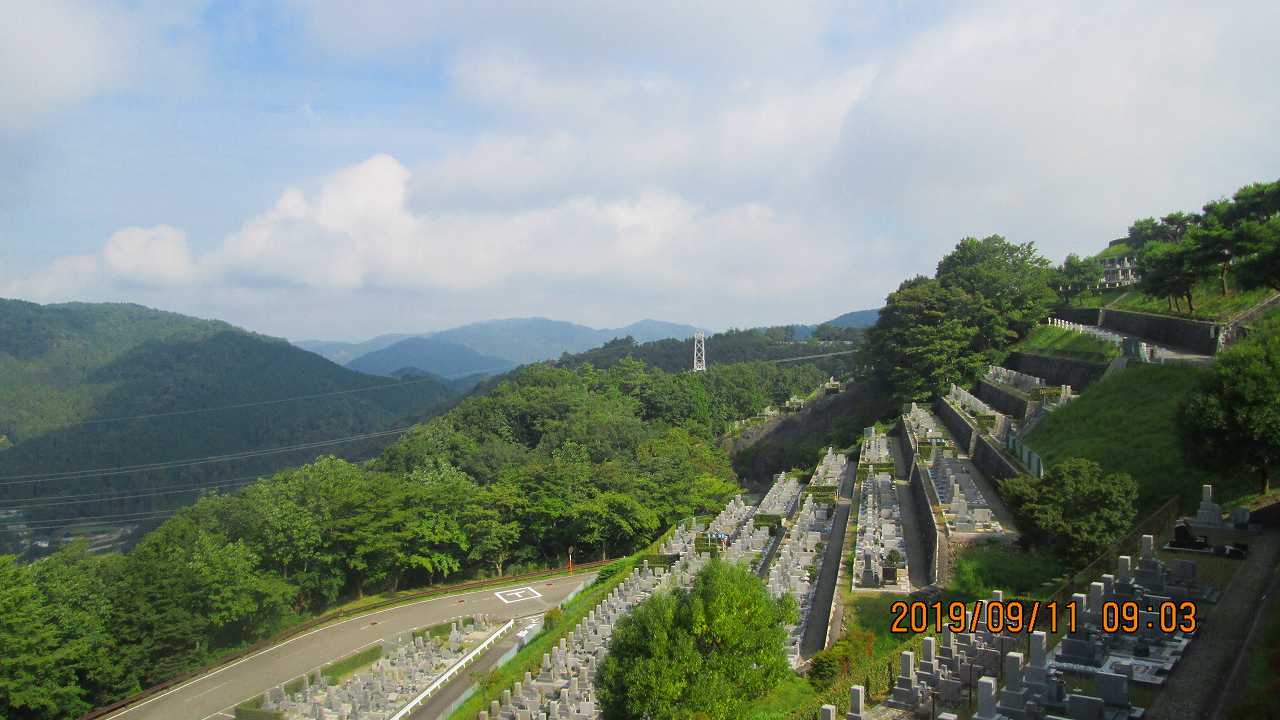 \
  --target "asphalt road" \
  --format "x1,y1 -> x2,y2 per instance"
101,573 -> 595,720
